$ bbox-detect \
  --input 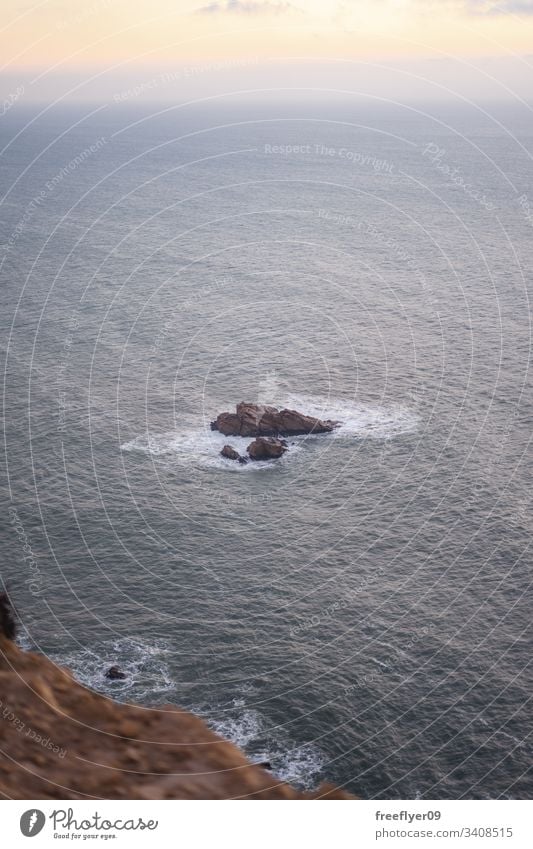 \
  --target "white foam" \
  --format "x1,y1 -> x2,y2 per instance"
209,707 -> 265,749
122,428 -> 298,472
121,396 -> 419,471
15,631 -> 35,652
283,394 -> 420,440
55,637 -> 175,702
201,690 -> 326,790
274,743 -> 327,789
